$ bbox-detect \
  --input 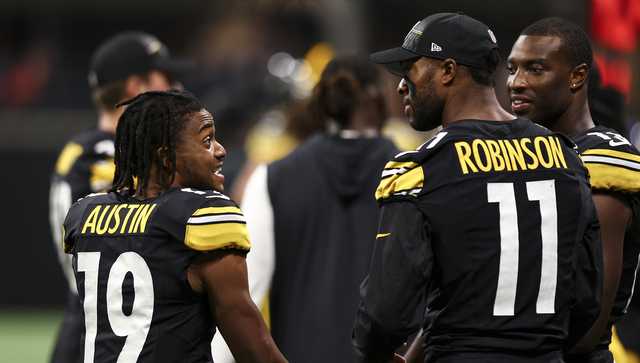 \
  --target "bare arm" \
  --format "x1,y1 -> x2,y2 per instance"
189,251 -> 287,363
571,193 -> 631,352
